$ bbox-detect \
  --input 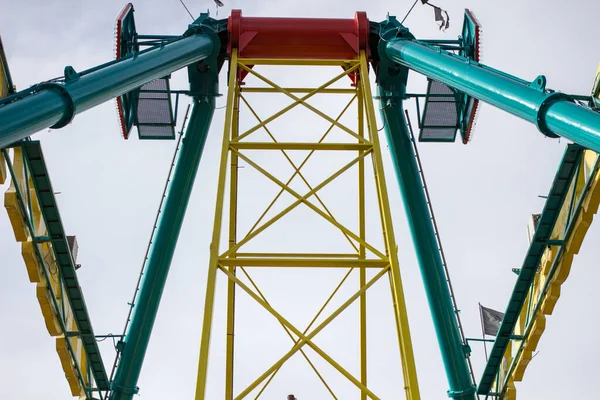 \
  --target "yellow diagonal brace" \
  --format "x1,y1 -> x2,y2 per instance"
238,266 -> 339,399
239,93 -> 361,254
230,148 -> 382,258
220,264 -> 388,400
223,149 -> 386,260
254,267 -> 355,398
245,95 -> 356,238
235,63 -> 366,143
